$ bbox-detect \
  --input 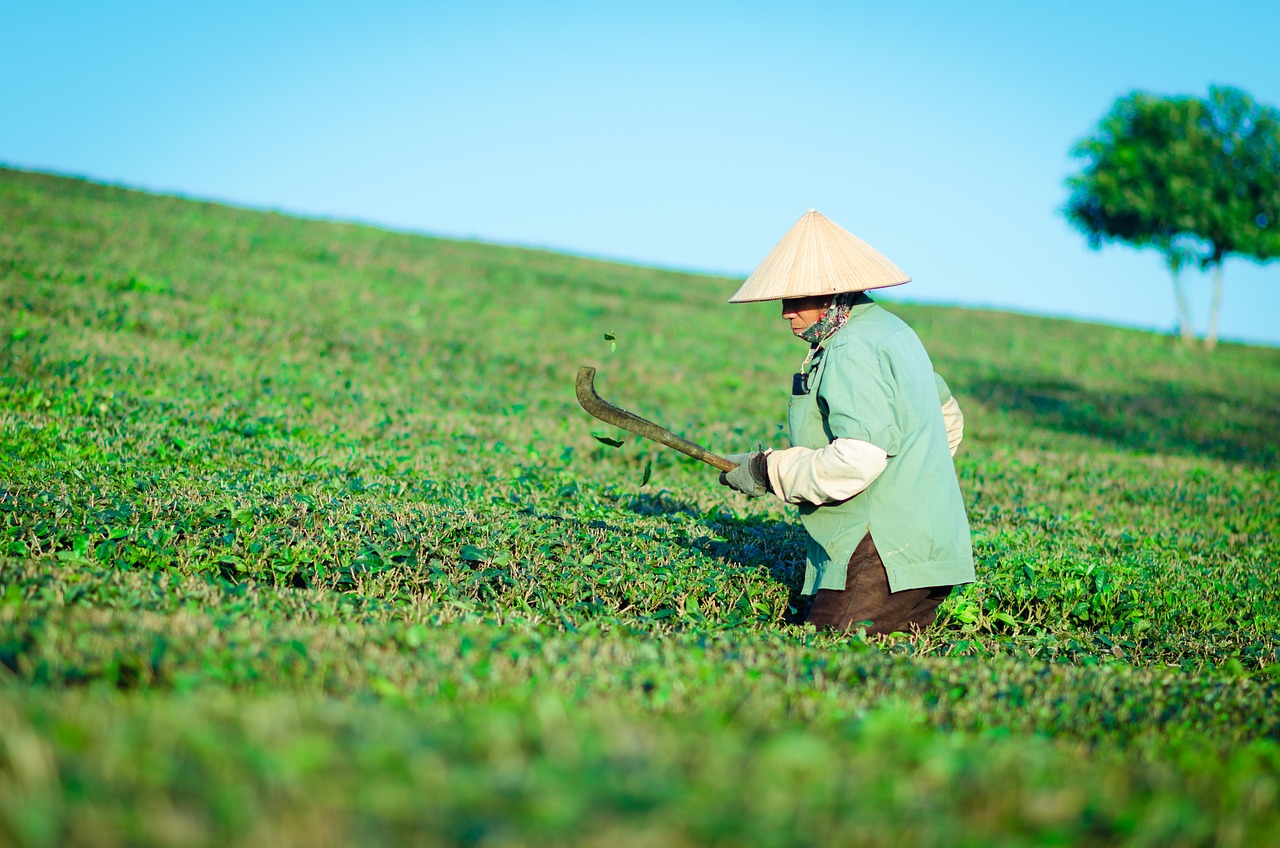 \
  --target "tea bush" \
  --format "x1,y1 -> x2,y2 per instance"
2,167 -> 1278,846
